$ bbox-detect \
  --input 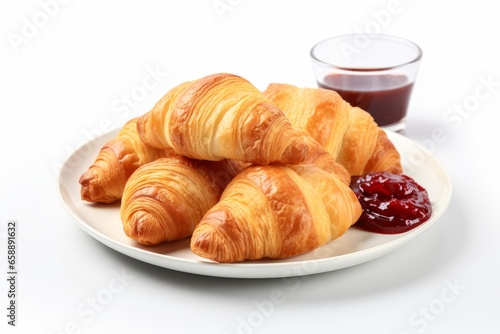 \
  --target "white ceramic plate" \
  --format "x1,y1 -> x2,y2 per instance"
58,130 -> 452,279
